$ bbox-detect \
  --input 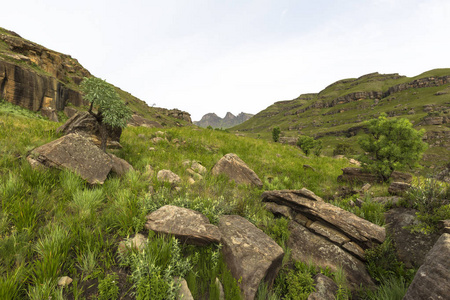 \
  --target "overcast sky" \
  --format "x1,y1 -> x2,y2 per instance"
2,0 -> 449,121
